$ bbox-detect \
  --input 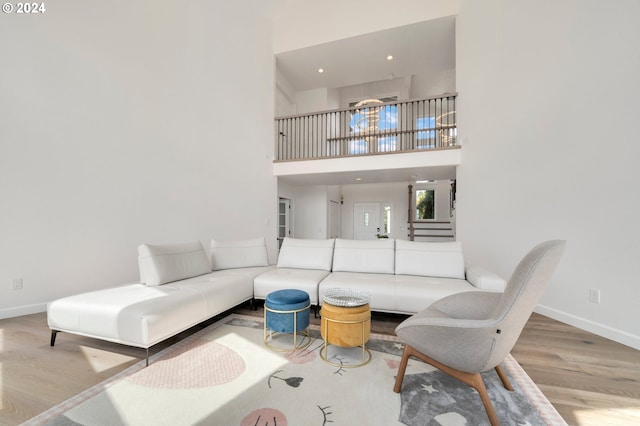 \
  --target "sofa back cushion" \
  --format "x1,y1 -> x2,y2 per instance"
395,240 -> 465,279
210,237 -> 269,270
332,238 -> 395,274
277,238 -> 335,271
138,241 -> 211,286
